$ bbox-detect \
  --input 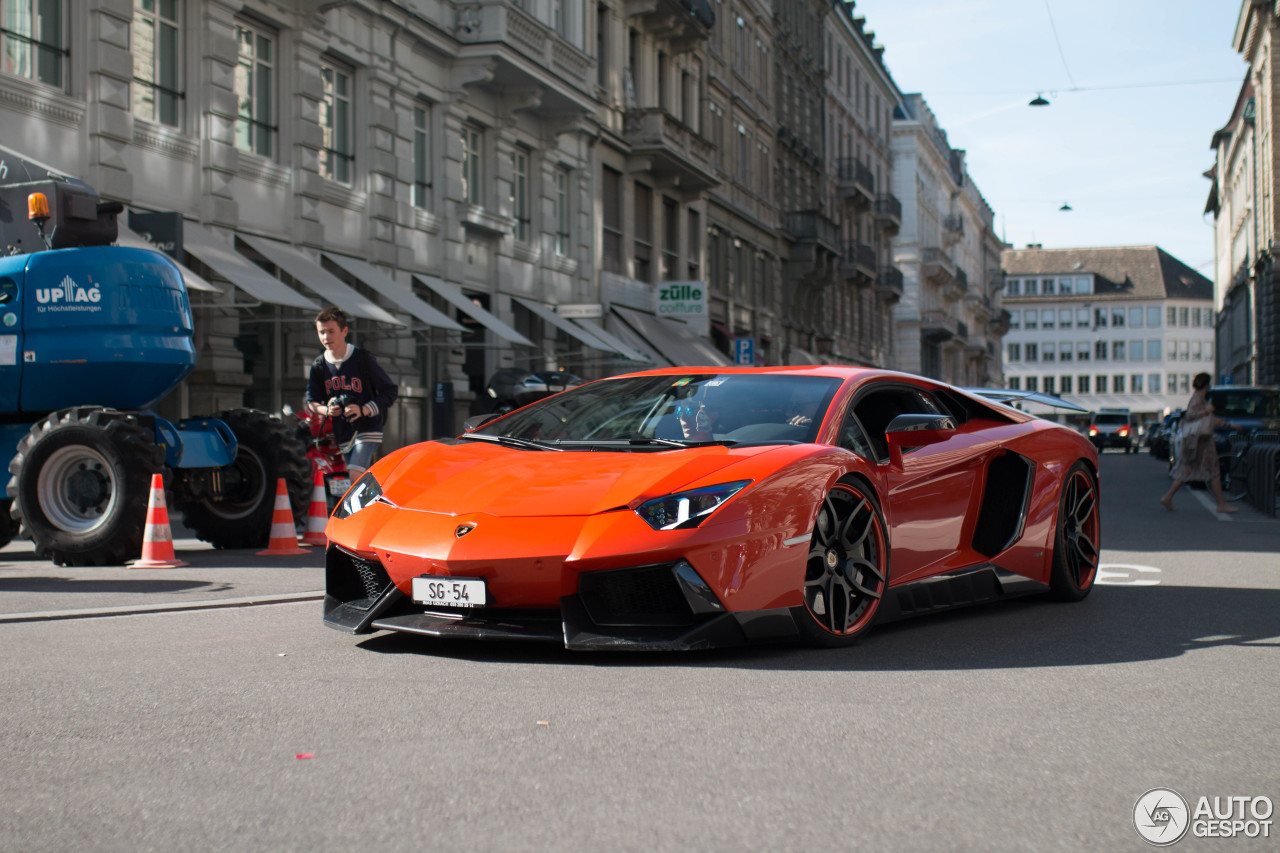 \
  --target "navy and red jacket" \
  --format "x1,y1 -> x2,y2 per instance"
305,345 -> 398,449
